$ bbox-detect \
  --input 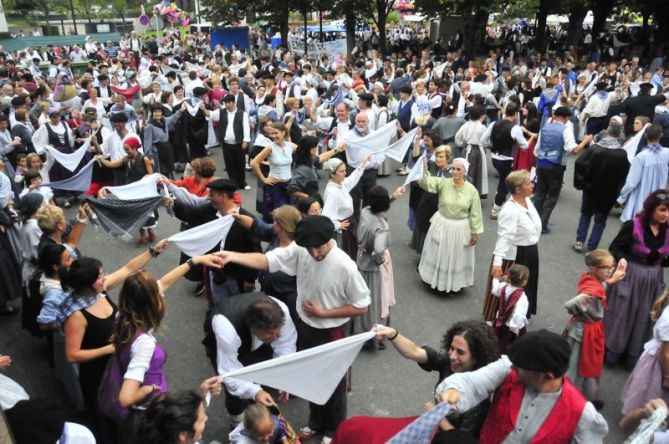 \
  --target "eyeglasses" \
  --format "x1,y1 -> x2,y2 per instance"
596,265 -> 615,271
